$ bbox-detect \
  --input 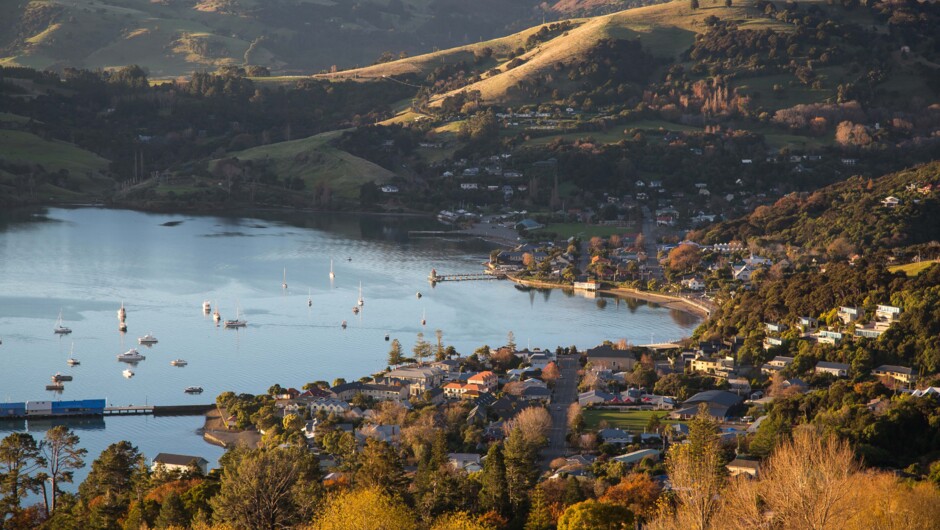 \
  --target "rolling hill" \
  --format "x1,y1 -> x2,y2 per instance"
0,0 -> 598,77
